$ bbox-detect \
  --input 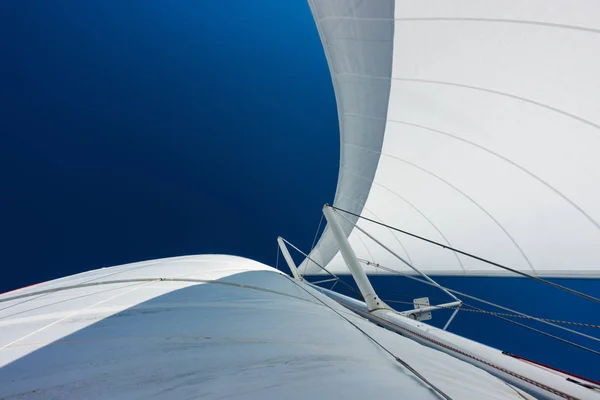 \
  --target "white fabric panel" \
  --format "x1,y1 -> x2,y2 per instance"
0,255 -> 529,399
301,0 -> 395,273
307,0 -> 600,276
